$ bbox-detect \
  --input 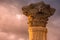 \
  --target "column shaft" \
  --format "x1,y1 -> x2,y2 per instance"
28,27 -> 47,40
